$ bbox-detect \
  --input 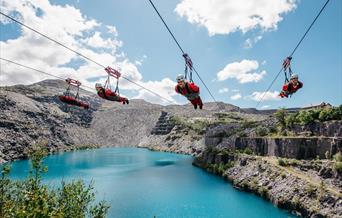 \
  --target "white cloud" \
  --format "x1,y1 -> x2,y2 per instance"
246,91 -> 280,102
106,25 -> 118,37
80,31 -> 122,52
232,89 -> 239,93
230,93 -> 242,100
244,35 -> 263,48
218,87 -> 229,93
217,59 -> 266,83
133,78 -> 178,105
175,0 -> 297,36
261,105 -> 270,109
0,0 -> 178,104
